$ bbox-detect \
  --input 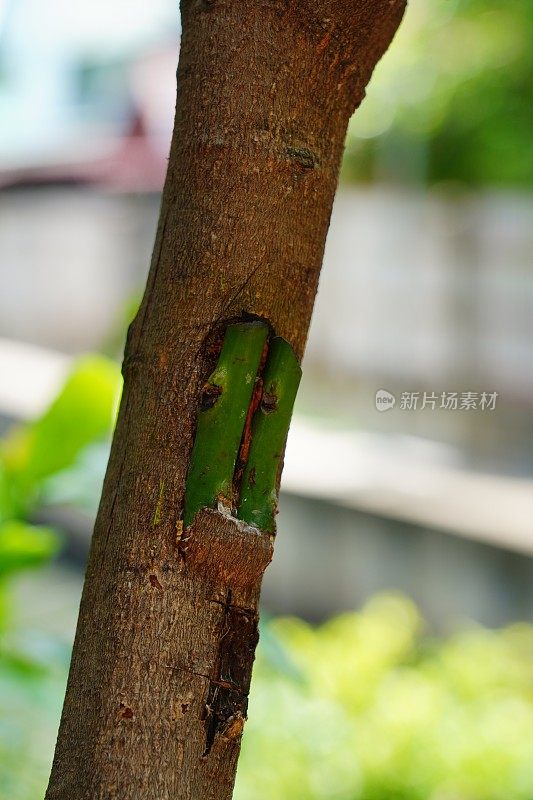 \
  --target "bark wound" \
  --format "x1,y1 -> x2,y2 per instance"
284,145 -> 319,170
234,340 -> 268,487
200,382 -> 223,411
185,510 -> 273,758
202,592 -> 258,756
